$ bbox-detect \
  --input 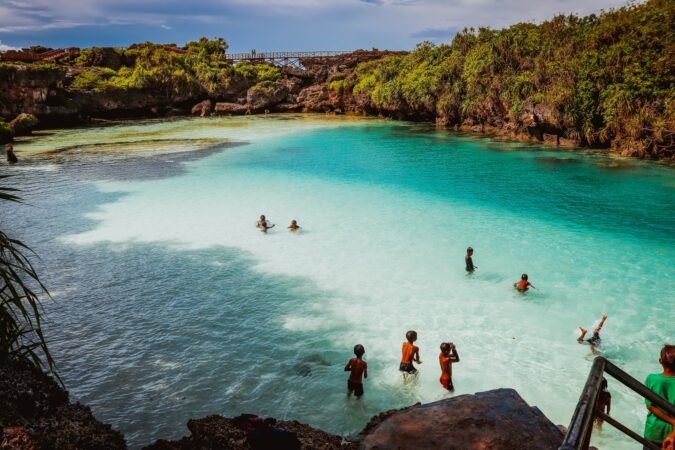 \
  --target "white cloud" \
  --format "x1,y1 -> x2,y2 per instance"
0,41 -> 18,51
